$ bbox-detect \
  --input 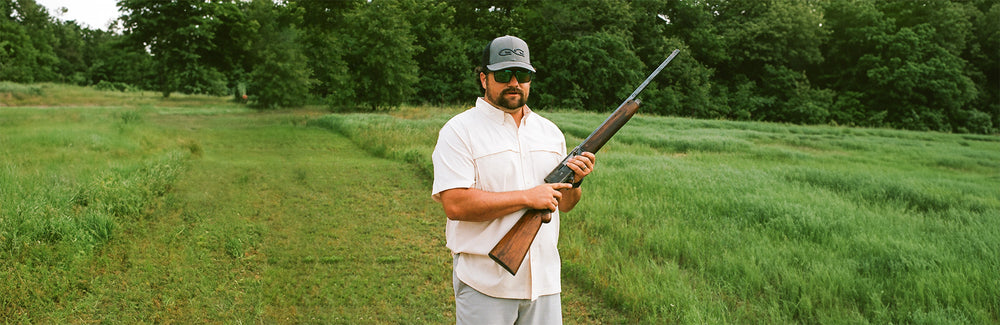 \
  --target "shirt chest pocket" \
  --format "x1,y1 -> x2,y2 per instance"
471,142 -> 519,192
526,140 -> 564,176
